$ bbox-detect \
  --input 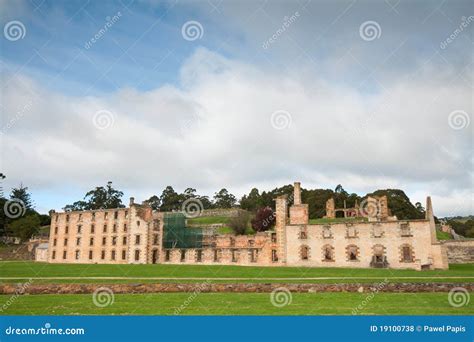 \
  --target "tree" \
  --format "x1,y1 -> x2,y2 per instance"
143,195 -> 161,211
159,186 -> 182,211
229,211 -> 250,235
214,188 -> 236,208
367,189 -> 424,220
415,202 -> 425,214
334,184 -> 348,196
240,188 -> 265,211
10,184 -> 34,209
64,181 -> 125,211
9,214 -> 41,241
183,188 -> 197,199
251,207 -> 275,232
